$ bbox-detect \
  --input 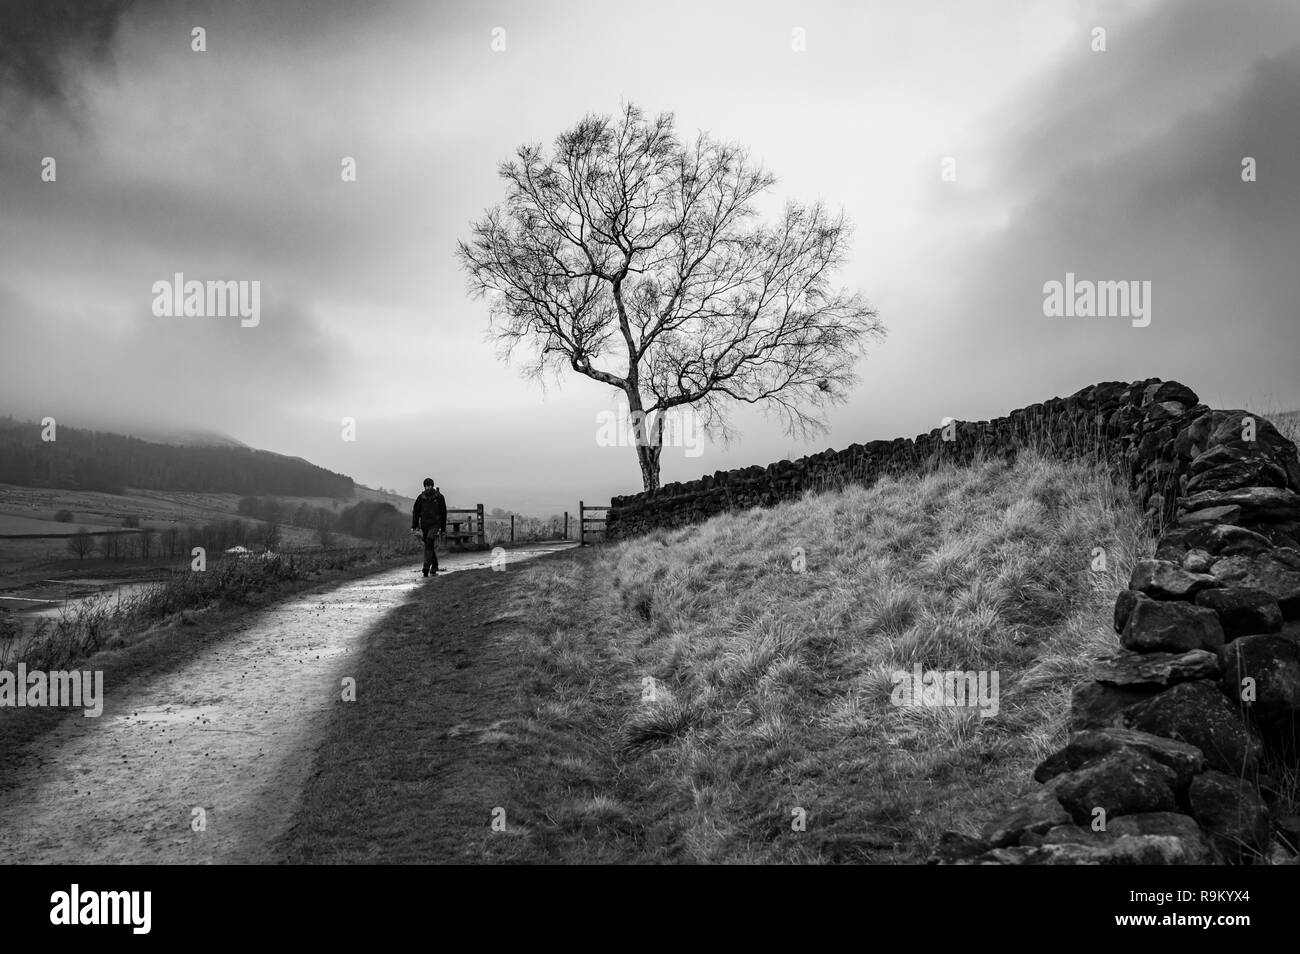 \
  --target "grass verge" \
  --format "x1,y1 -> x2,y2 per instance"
494,450 -> 1154,862
273,565 -> 556,863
